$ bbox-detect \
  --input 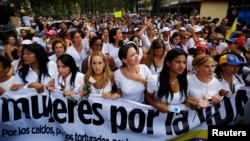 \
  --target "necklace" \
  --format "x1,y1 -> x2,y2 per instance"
94,81 -> 103,94
170,79 -> 177,85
